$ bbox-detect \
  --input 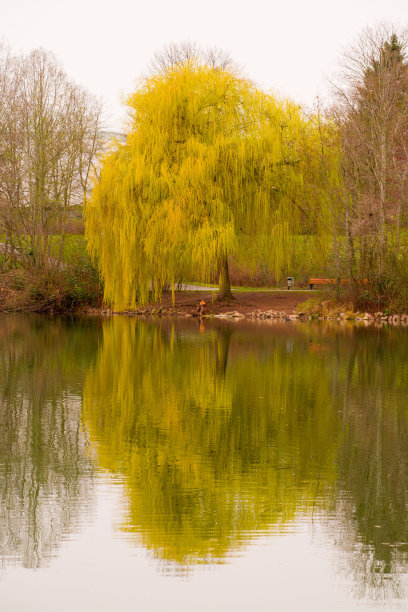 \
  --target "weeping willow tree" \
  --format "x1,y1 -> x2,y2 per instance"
292,107 -> 346,279
85,48 -> 314,309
